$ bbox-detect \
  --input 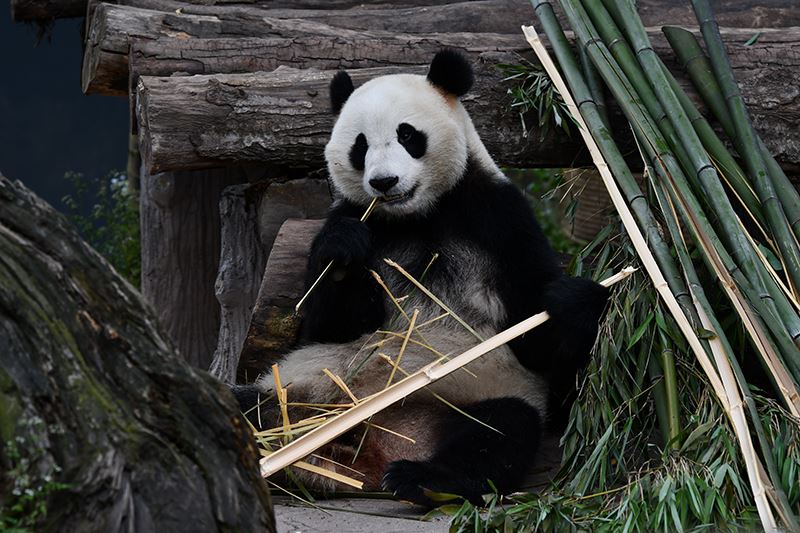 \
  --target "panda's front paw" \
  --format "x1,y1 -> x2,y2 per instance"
543,276 -> 609,324
314,217 -> 372,270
